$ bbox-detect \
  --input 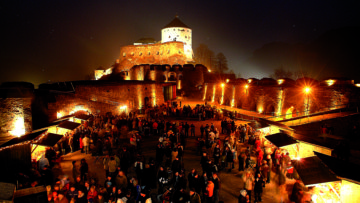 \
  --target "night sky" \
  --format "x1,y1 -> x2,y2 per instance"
1,0 -> 359,86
